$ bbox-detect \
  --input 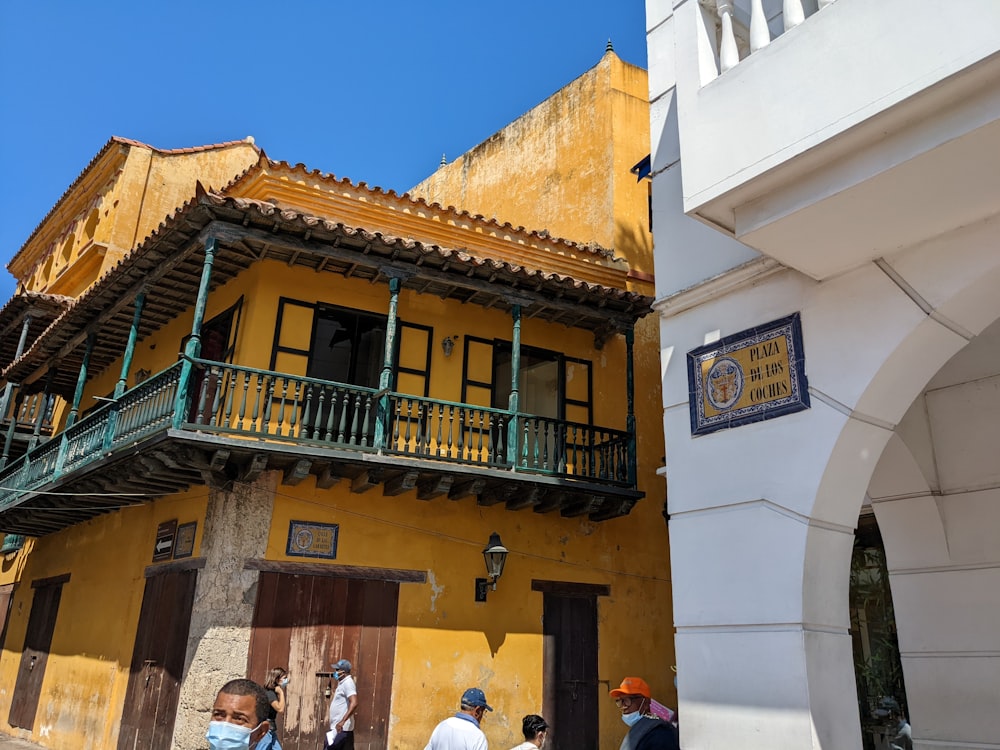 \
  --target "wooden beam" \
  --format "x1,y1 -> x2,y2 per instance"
416,474 -> 453,501
240,453 -> 270,482
350,468 -> 383,494
505,486 -> 541,511
245,558 -> 427,584
282,458 -> 312,486
560,495 -> 604,518
382,470 -> 418,497
448,477 -> 486,501
315,464 -> 340,489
